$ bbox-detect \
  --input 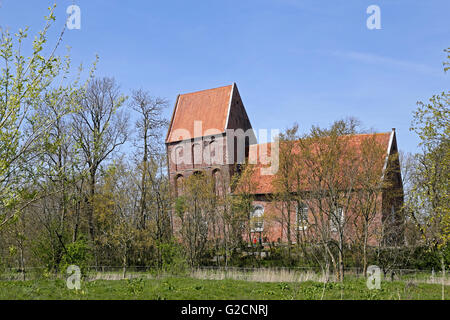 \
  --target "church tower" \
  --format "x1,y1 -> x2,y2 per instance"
165,83 -> 256,196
